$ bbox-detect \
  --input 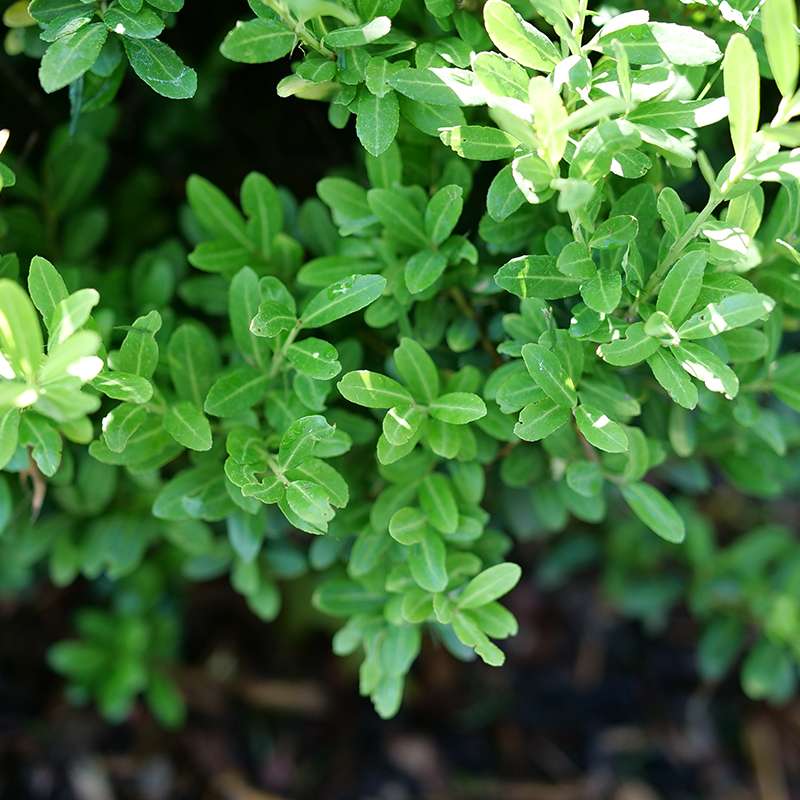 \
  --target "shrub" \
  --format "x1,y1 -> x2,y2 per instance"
1,0 -> 799,722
